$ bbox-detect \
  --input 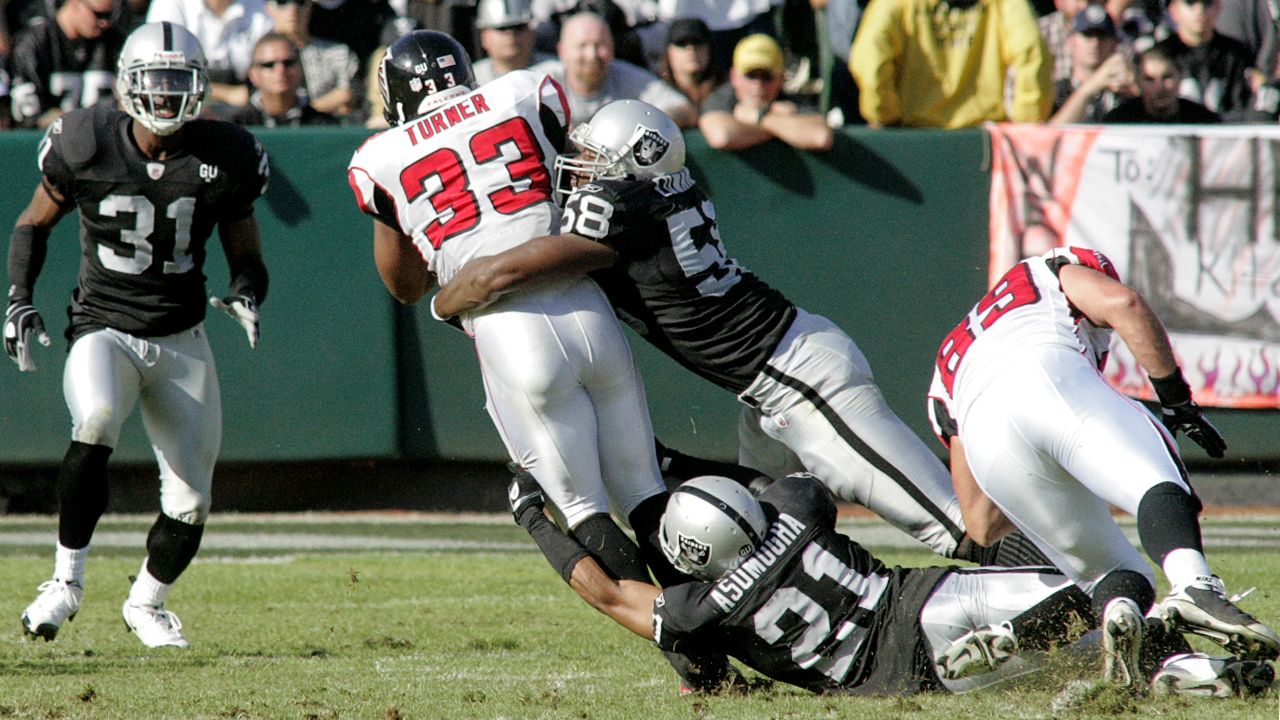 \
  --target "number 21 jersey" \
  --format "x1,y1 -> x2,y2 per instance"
347,70 -> 570,285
